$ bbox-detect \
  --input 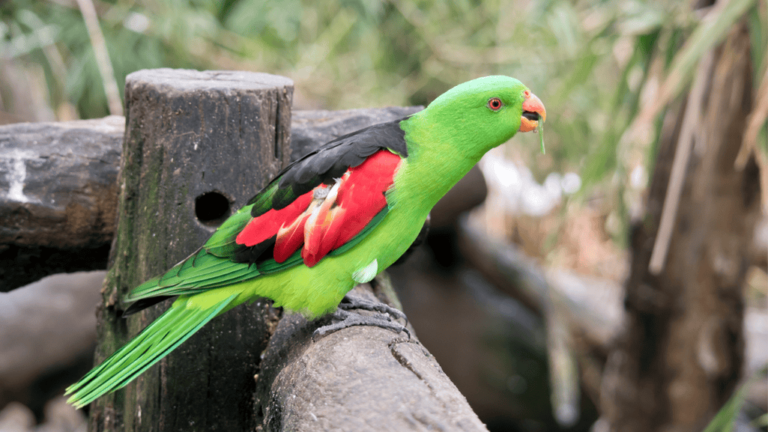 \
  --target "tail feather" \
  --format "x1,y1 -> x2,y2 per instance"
65,294 -> 237,408
126,249 -> 261,301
